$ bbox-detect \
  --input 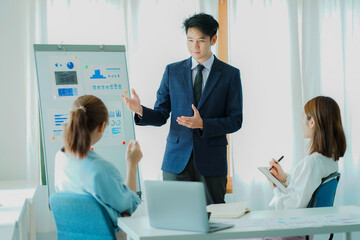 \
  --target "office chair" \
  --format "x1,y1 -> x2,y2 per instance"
50,192 -> 116,240
306,172 -> 341,240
